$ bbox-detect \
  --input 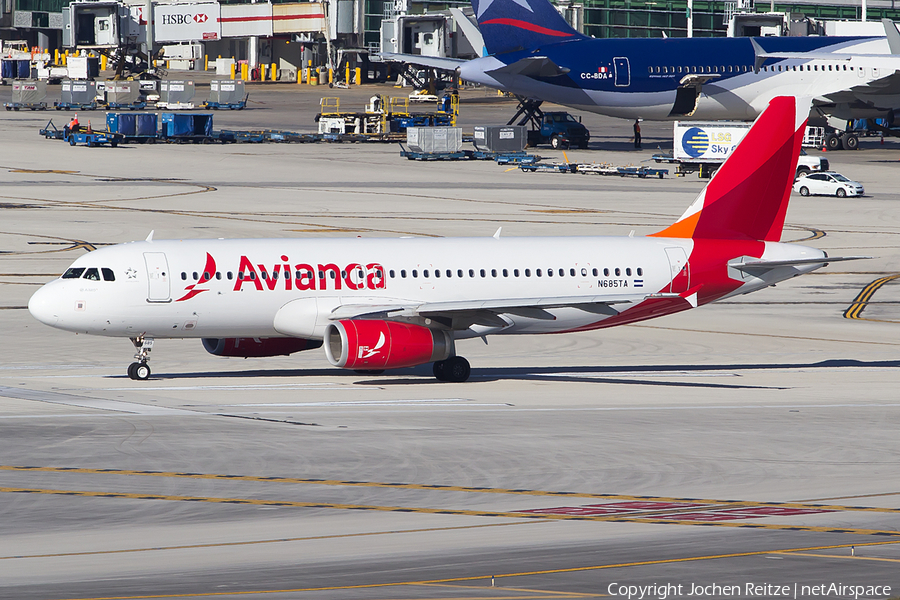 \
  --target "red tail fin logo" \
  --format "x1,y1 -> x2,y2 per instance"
652,96 -> 808,242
